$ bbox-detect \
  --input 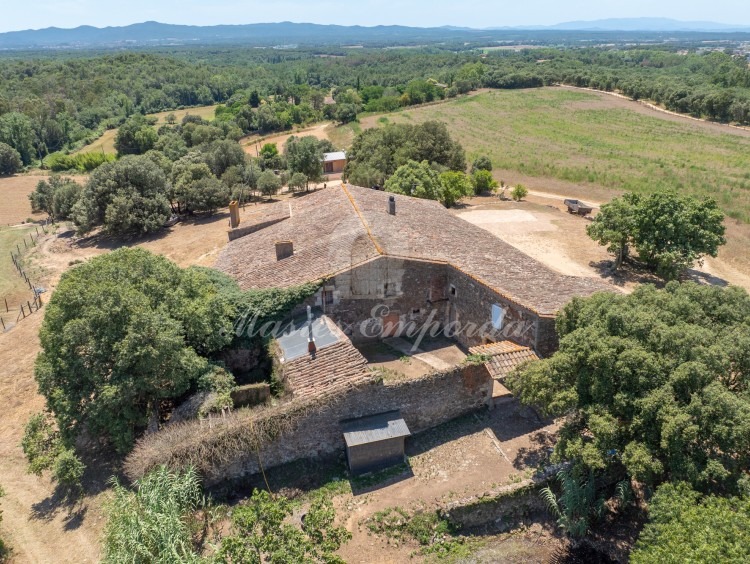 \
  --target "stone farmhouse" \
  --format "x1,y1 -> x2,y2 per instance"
127,185 -> 614,483
217,183 -> 608,358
